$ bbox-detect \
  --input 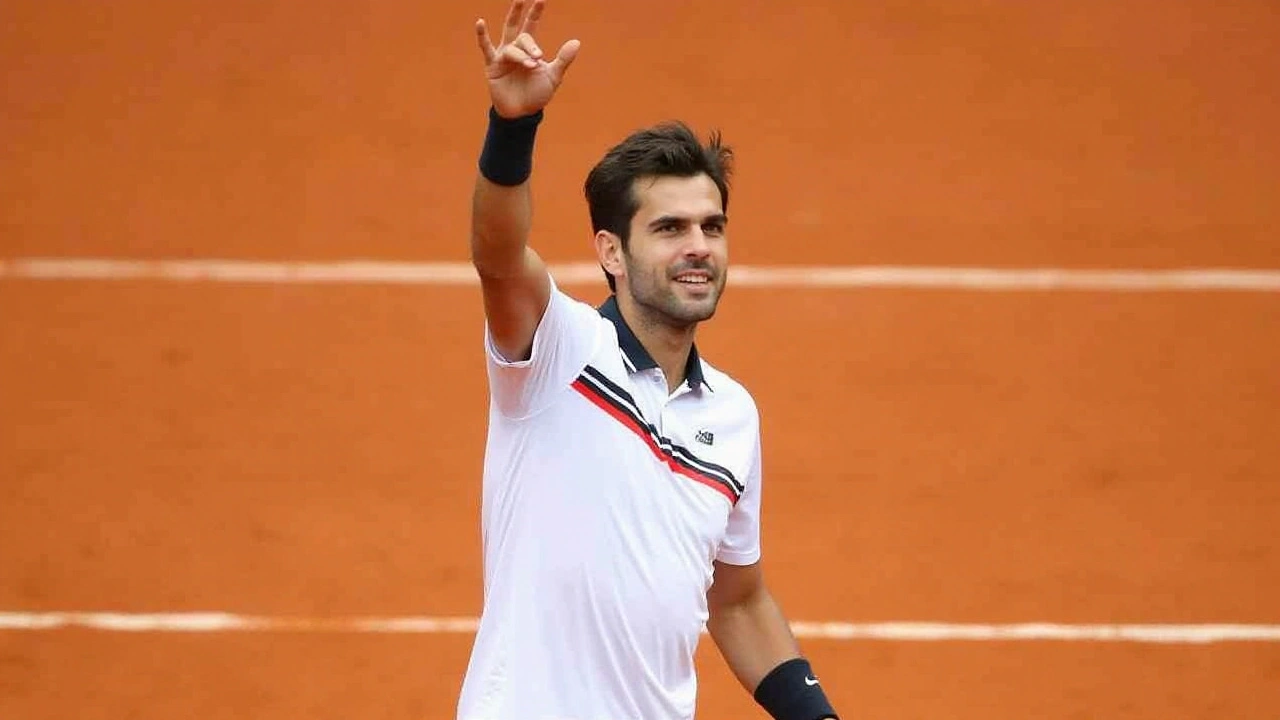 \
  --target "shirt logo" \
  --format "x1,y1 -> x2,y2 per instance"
805,675 -> 820,686
694,429 -> 715,446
